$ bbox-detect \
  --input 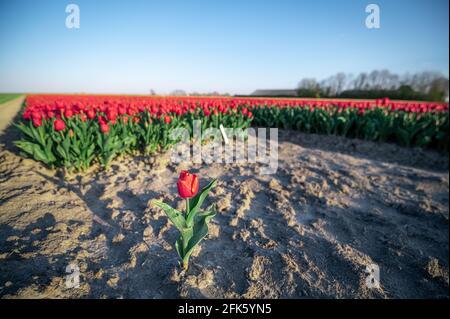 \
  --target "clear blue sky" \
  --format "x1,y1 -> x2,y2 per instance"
0,0 -> 448,95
